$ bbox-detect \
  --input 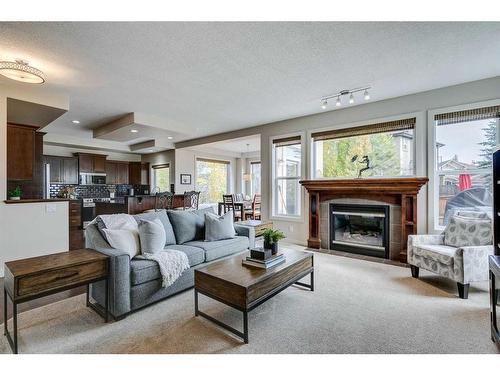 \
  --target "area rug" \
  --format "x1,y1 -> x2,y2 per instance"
0,251 -> 497,354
